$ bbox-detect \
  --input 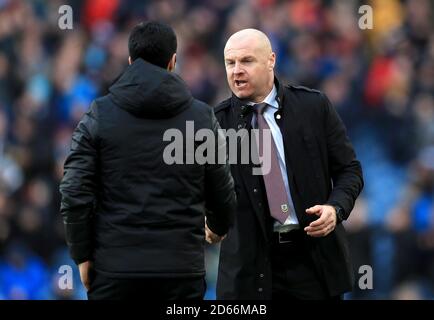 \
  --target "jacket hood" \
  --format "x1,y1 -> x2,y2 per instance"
109,58 -> 193,118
